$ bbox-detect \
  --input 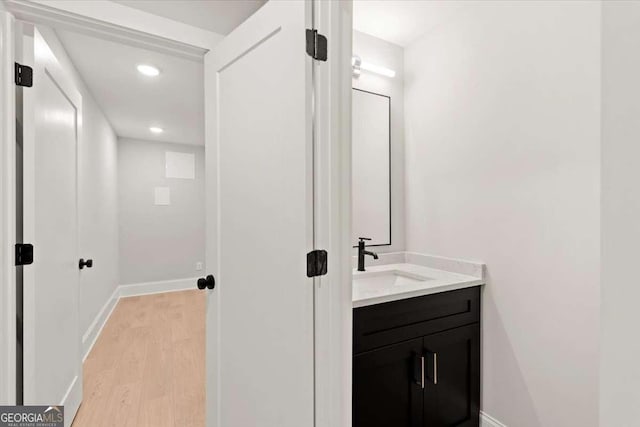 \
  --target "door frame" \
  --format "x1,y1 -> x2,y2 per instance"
0,1 -> 354,425
312,1 -> 353,426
